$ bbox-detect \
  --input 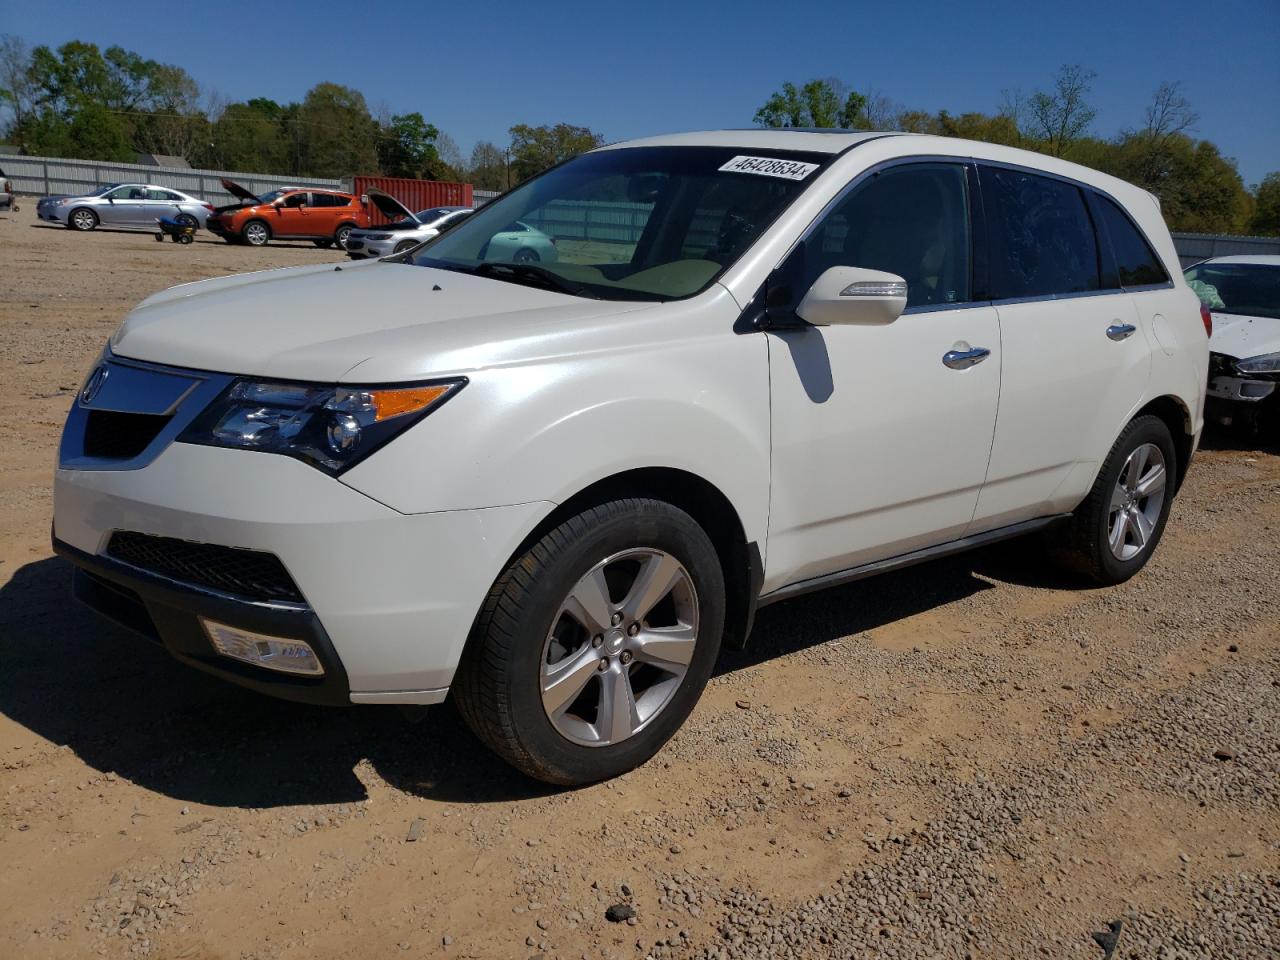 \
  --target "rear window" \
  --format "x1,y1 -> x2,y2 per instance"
312,193 -> 350,208
1184,263 -> 1280,320
1094,195 -> 1169,287
981,166 -> 1099,300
